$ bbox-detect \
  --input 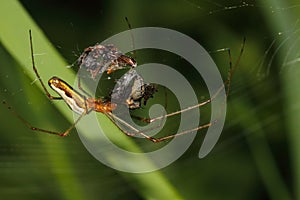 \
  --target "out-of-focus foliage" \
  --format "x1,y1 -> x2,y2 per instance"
0,0 -> 299,199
